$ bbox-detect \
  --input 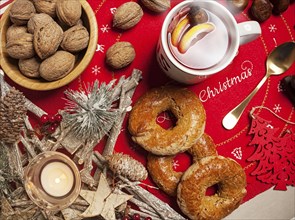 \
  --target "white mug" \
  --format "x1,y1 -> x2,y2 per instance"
156,0 -> 261,84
